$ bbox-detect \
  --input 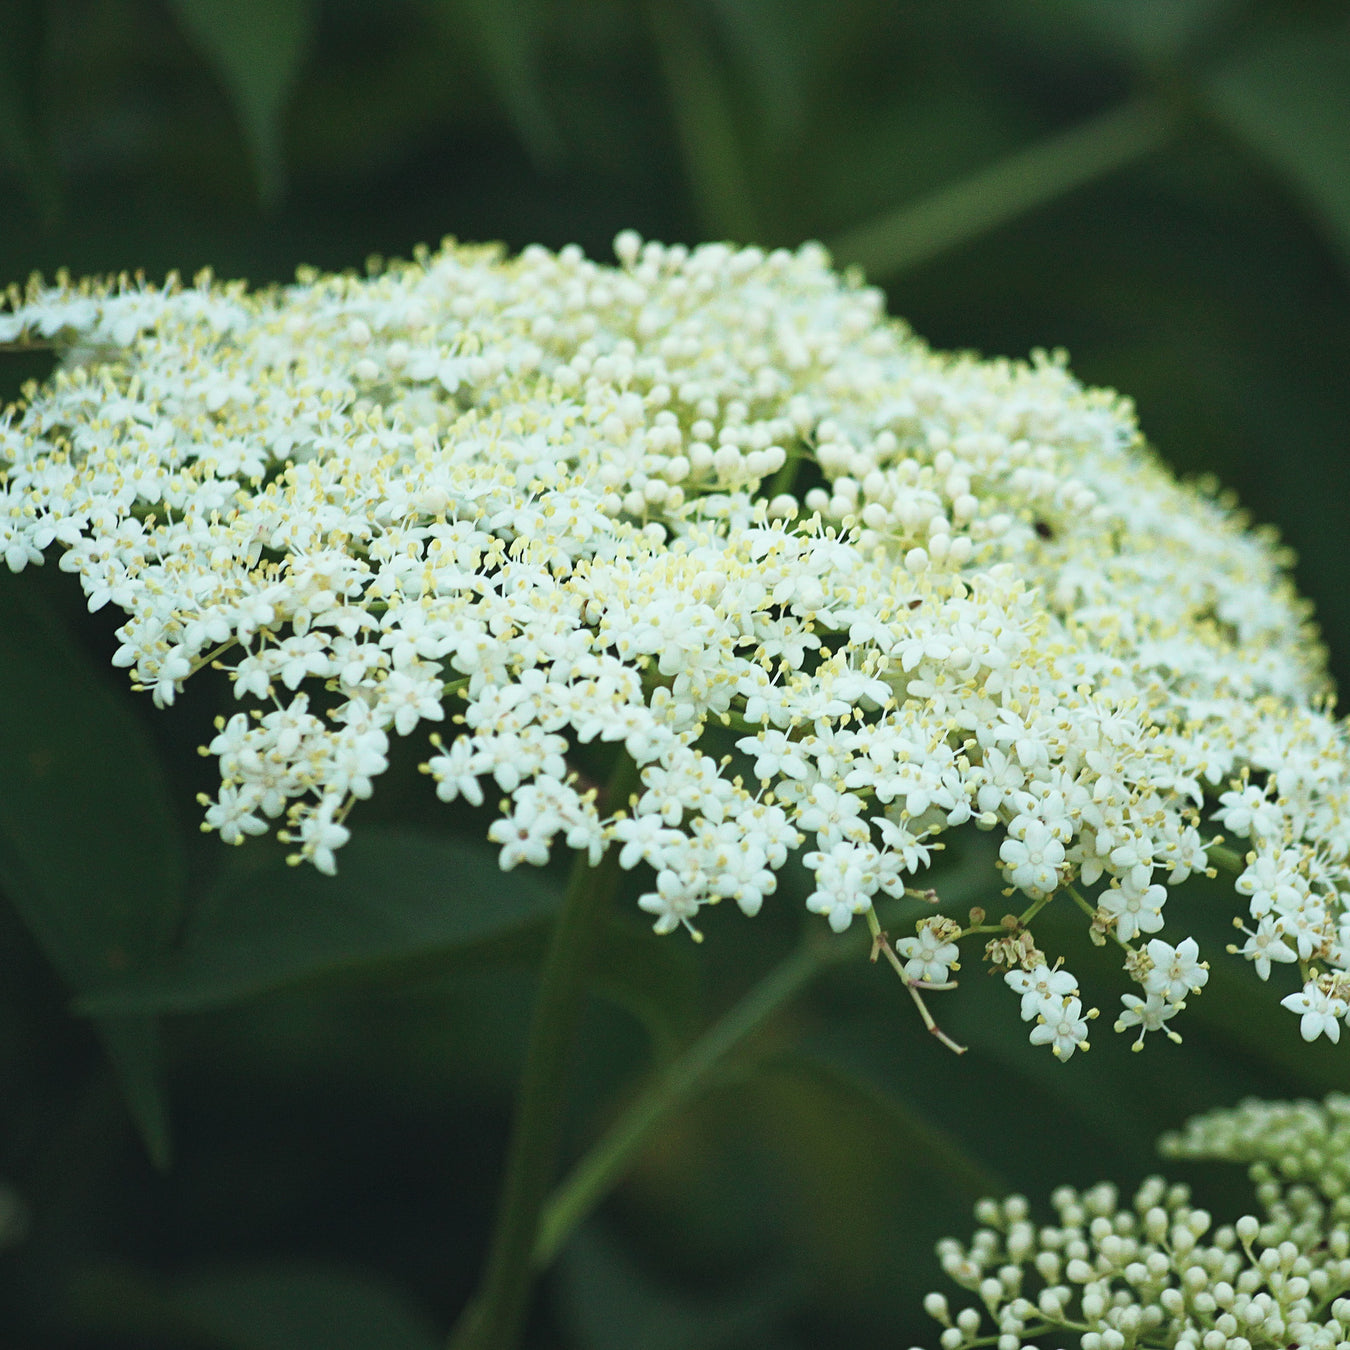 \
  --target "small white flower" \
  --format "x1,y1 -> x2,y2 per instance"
637,868 -> 703,937
200,785 -> 268,846
894,926 -> 959,984
999,820 -> 1066,895
1281,981 -> 1347,1043
1143,938 -> 1208,1004
294,801 -> 351,876
1097,881 -> 1166,944
1005,964 -> 1079,1023
1028,996 -> 1090,1060
1233,917 -> 1297,981
1114,990 -> 1182,1049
